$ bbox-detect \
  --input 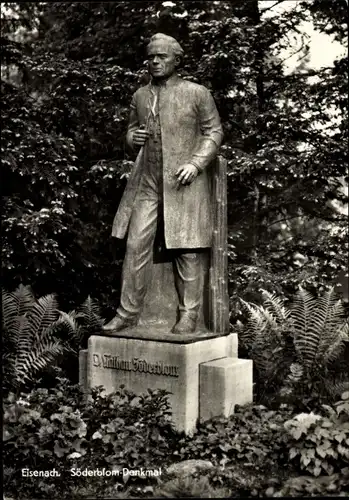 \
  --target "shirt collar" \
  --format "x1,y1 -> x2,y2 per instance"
150,73 -> 179,88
